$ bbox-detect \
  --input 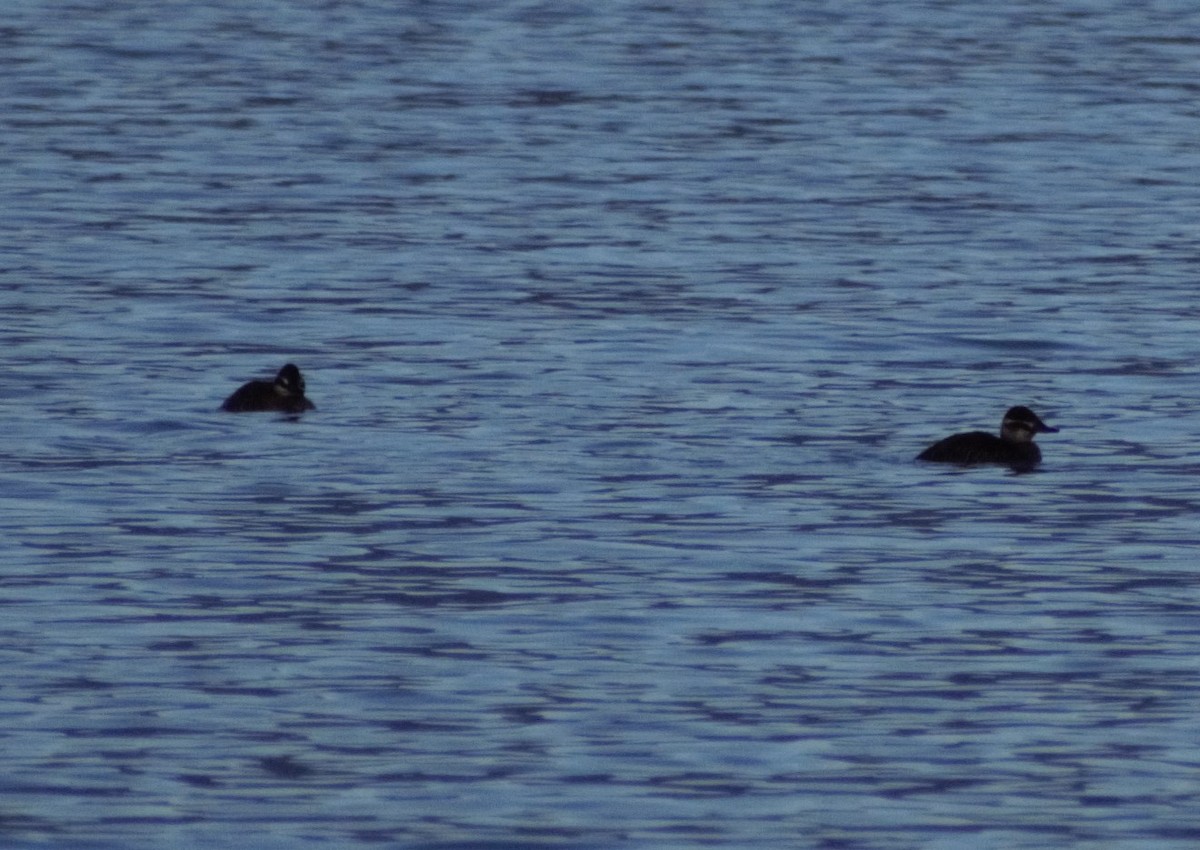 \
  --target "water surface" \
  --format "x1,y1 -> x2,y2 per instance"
4,1 -> 1200,848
